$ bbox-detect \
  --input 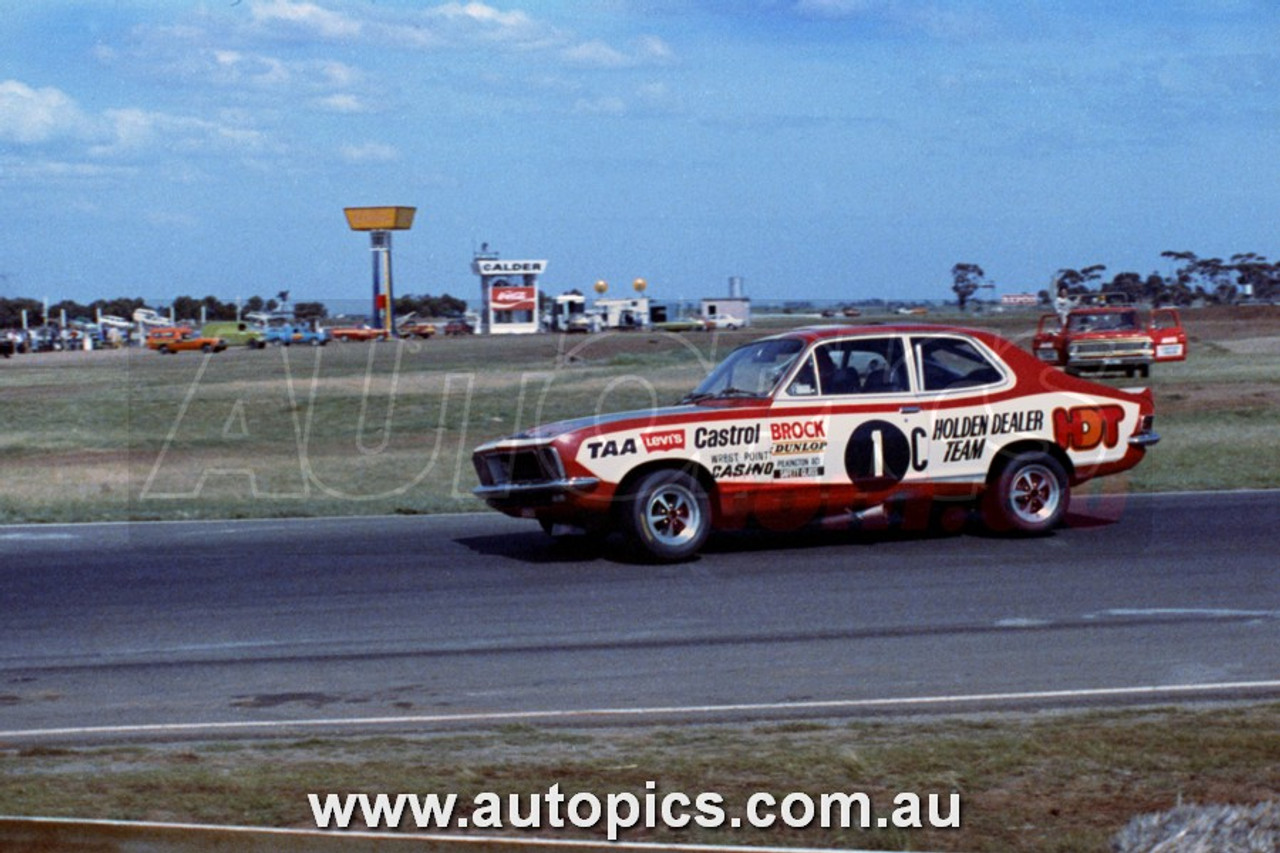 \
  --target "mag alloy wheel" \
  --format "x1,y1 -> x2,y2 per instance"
985,451 -> 1069,534
626,469 -> 711,562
